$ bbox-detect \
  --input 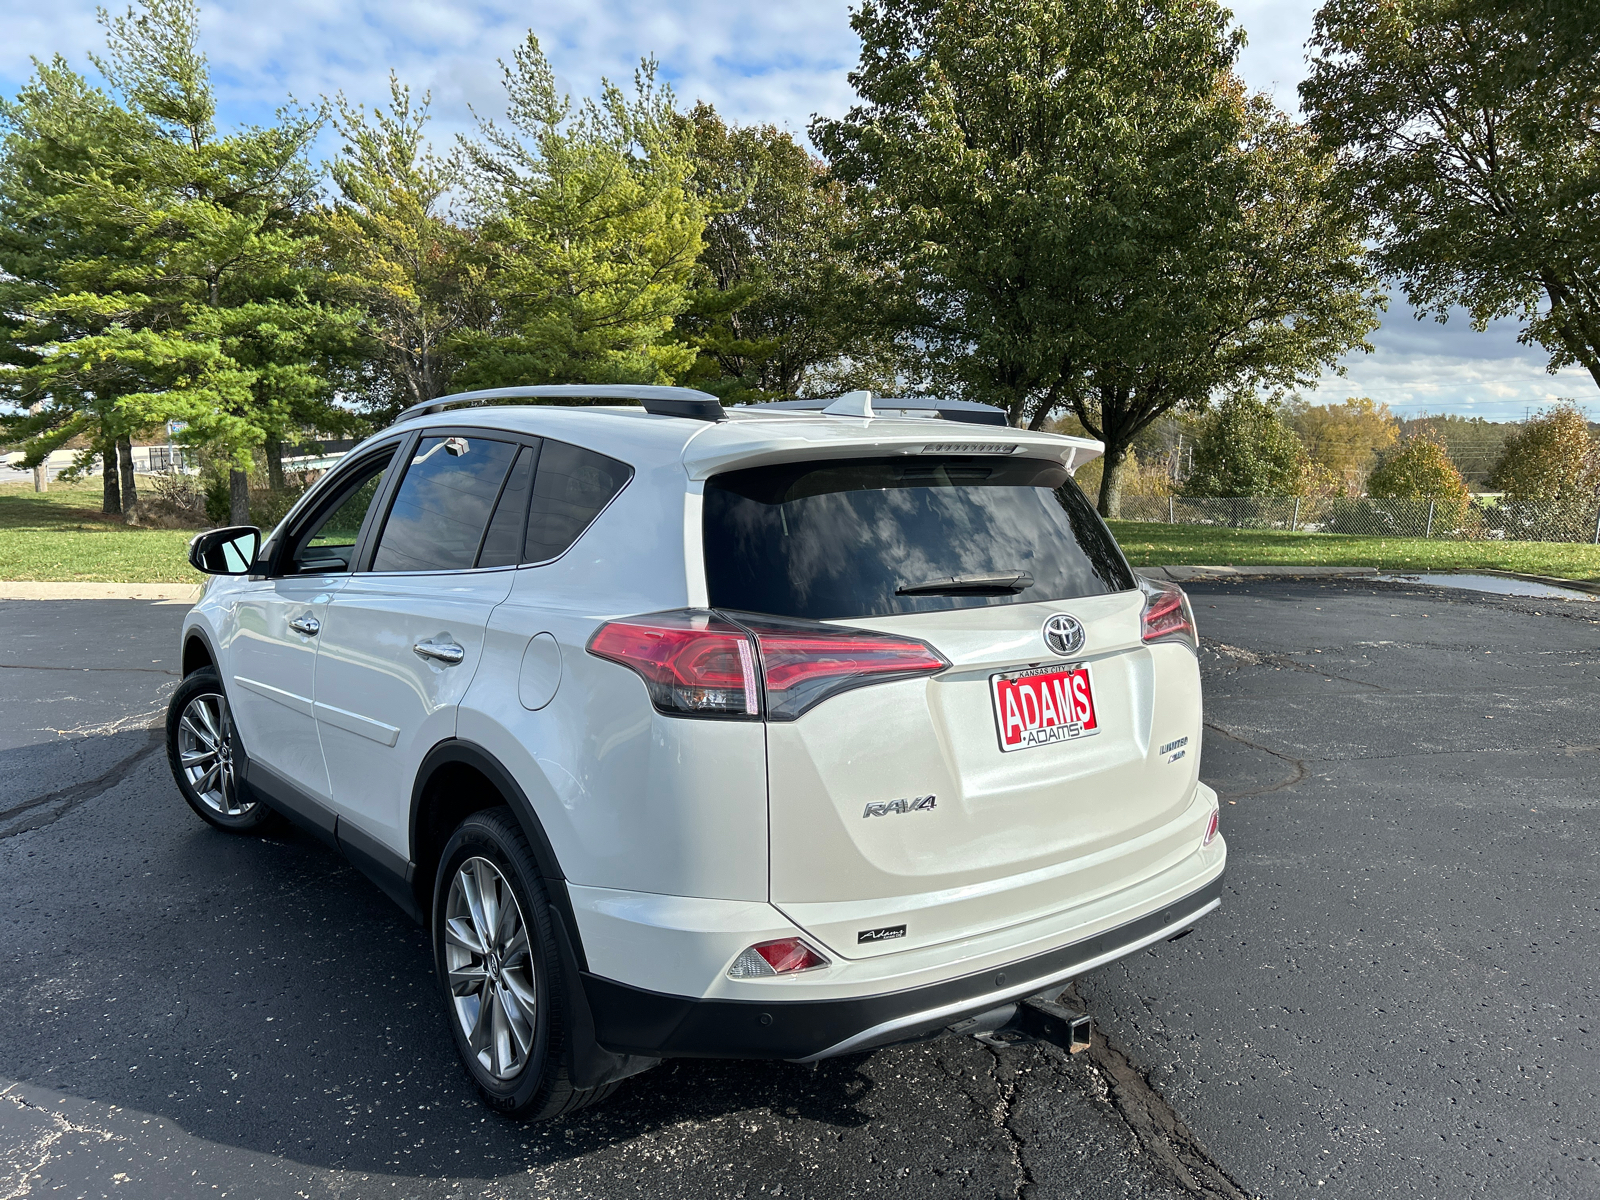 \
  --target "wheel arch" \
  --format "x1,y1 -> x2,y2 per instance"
409,739 -> 653,1089
408,738 -> 585,970
181,625 -> 219,677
